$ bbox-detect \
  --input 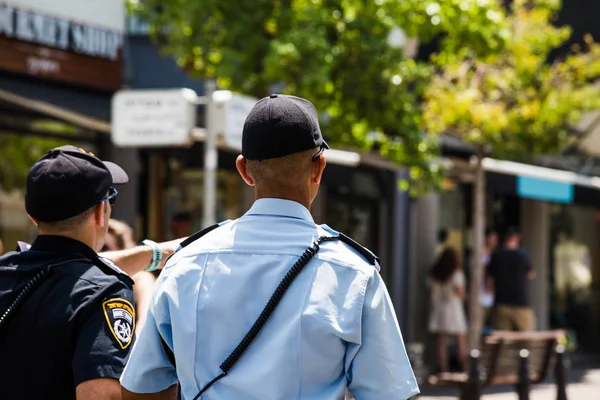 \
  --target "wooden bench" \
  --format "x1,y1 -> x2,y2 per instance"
428,330 -> 568,400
